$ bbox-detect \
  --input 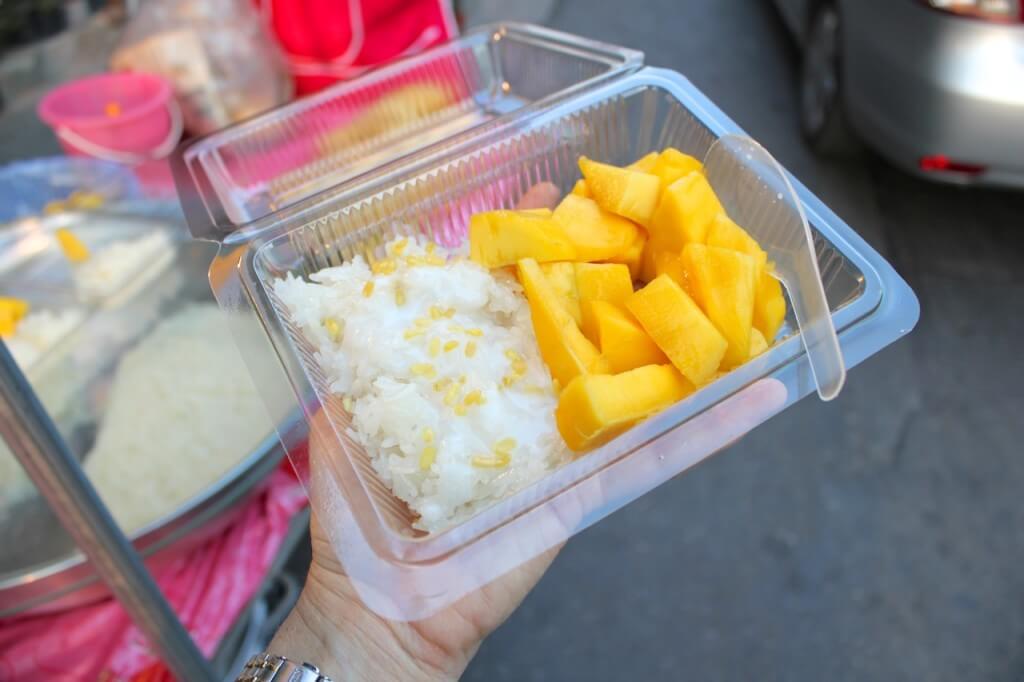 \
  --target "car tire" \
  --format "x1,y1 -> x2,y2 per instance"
800,2 -> 859,156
